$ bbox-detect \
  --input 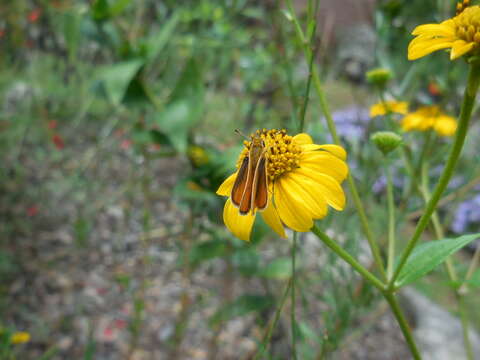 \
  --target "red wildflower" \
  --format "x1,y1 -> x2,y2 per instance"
27,205 -> 39,217
28,9 -> 41,23
120,139 -> 132,150
52,134 -> 65,149
114,319 -> 127,330
48,120 -> 57,130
